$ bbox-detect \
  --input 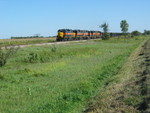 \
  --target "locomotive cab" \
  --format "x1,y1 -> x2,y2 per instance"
57,29 -> 75,41
58,29 -> 64,38
57,29 -> 65,41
